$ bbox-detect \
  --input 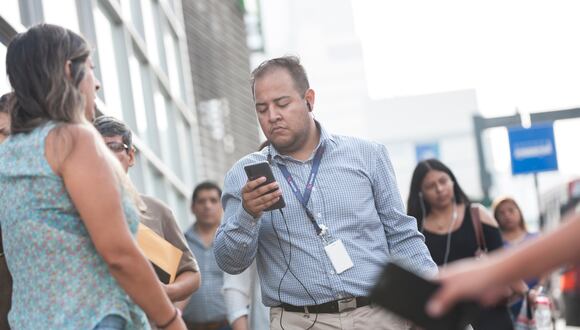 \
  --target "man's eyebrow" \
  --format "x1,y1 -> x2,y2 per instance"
273,96 -> 290,103
256,96 -> 291,105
